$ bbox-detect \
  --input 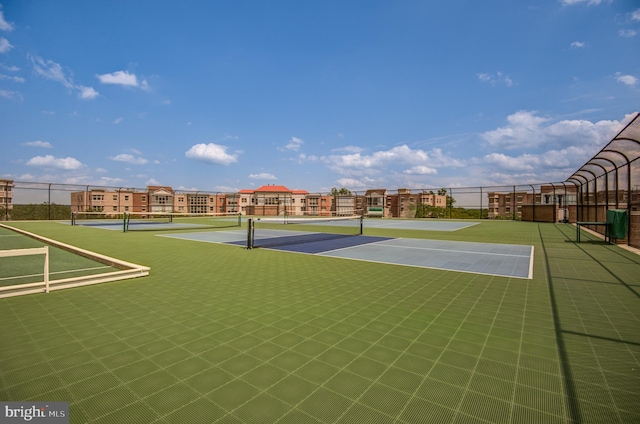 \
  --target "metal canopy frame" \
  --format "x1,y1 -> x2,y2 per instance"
566,112 -> 640,245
